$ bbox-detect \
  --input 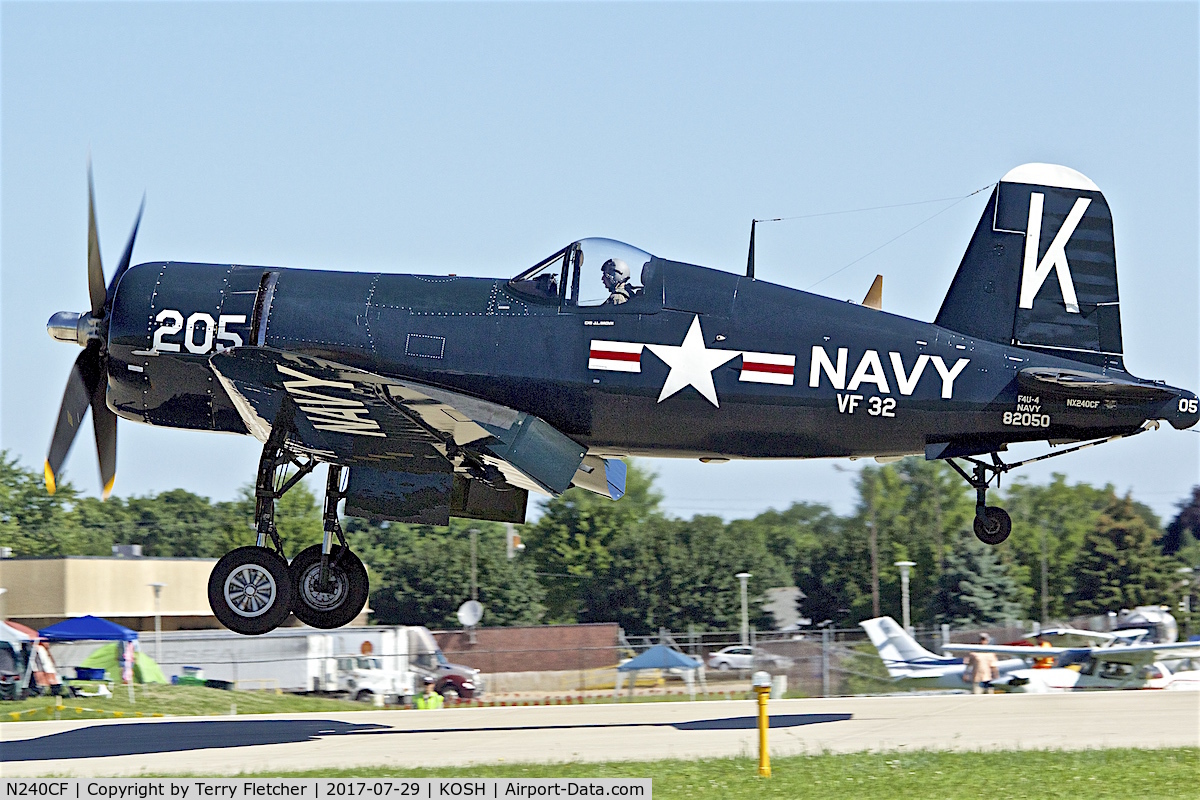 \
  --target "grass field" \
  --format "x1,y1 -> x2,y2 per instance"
163,749 -> 1199,800
3,684 -> 364,720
